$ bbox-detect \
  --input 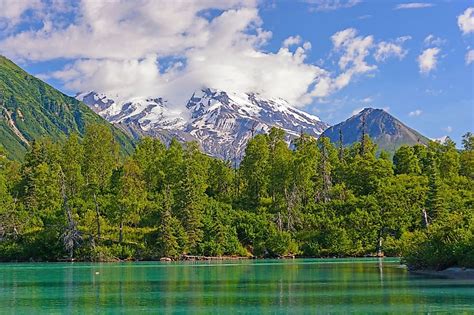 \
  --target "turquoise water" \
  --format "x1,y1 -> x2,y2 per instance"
0,258 -> 472,314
